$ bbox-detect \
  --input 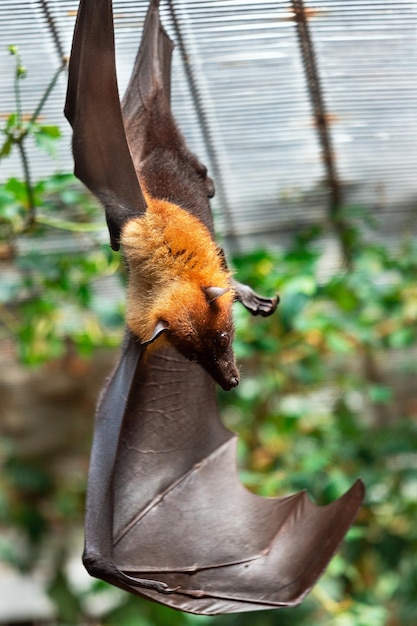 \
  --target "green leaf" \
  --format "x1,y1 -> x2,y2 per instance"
387,327 -> 415,349
4,112 -> 17,130
284,274 -> 317,296
0,137 -> 13,159
368,384 -> 393,405
326,330 -> 354,354
33,125 -> 61,156
38,124 -> 61,138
